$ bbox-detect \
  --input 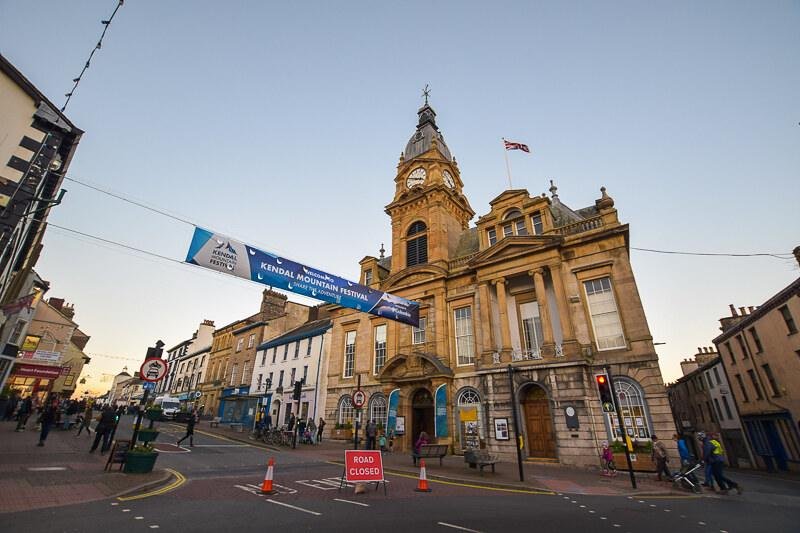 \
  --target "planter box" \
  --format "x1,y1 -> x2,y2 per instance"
145,409 -> 163,421
137,430 -> 160,443
612,452 -> 656,472
330,428 -> 353,441
124,451 -> 158,474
